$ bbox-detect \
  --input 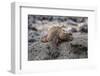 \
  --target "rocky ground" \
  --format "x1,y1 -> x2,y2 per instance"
28,15 -> 88,61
